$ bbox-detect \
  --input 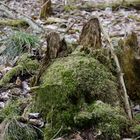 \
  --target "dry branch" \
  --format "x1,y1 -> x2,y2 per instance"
99,18 -> 132,120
